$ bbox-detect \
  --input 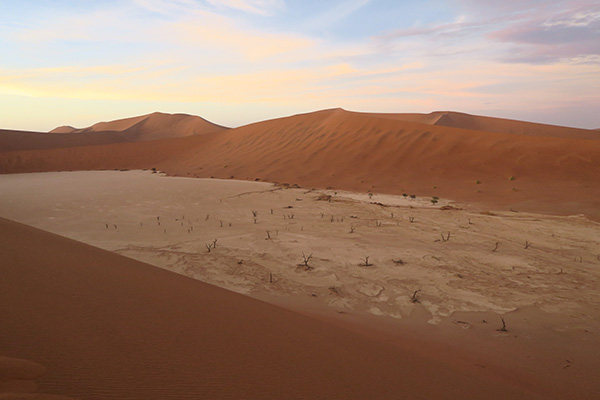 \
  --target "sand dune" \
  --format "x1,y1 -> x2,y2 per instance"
1,108 -> 599,218
0,112 -> 227,152
0,217 -> 546,399
362,110 -> 599,139
48,125 -> 77,134
58,111 -> 229,141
